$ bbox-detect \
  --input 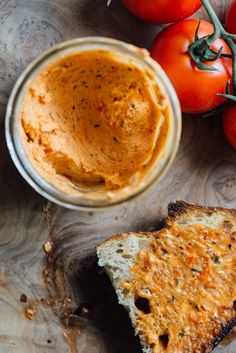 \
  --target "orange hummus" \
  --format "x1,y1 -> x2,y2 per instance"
21,50 -> 168,193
